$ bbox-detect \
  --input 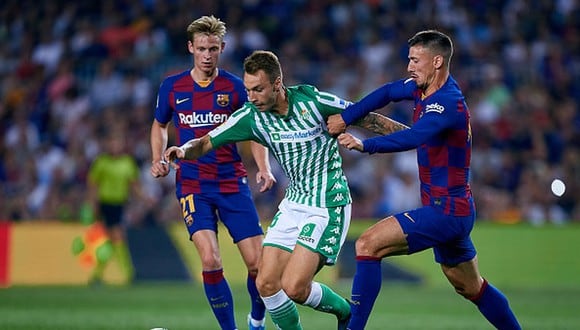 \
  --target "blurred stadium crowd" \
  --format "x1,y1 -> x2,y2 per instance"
1,0 -> 578,226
